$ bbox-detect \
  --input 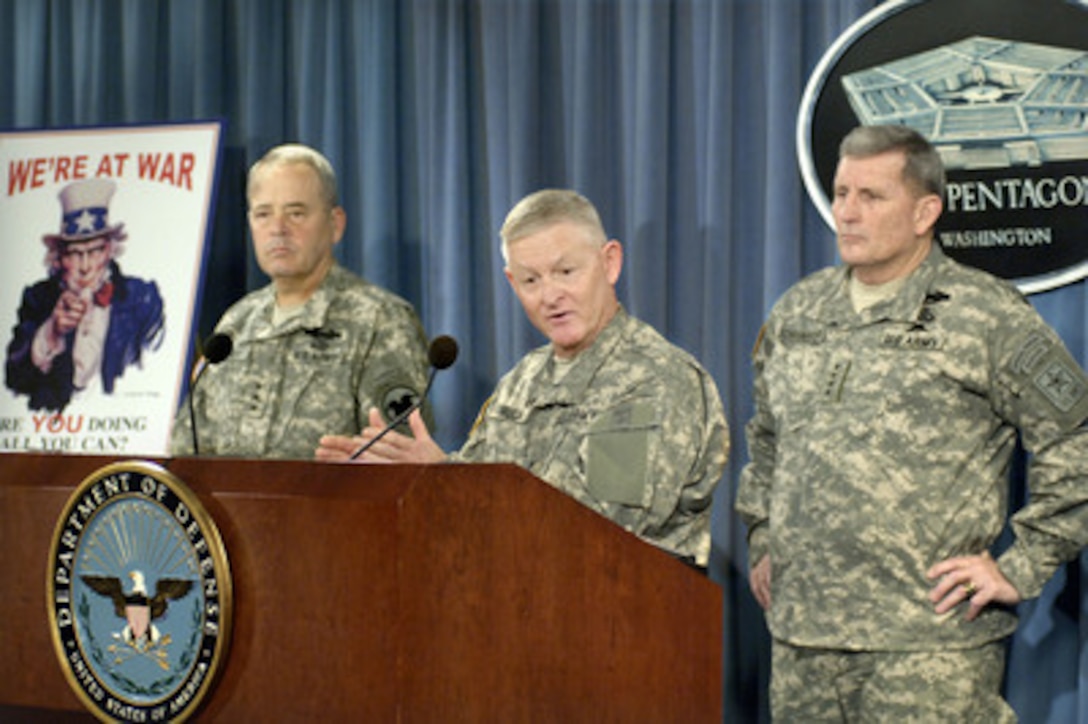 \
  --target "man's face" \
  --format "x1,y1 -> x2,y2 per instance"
504,220 -> 622,360
831,150 -> 941,285
248,162 -> 345,291
59,237 -> 110,292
